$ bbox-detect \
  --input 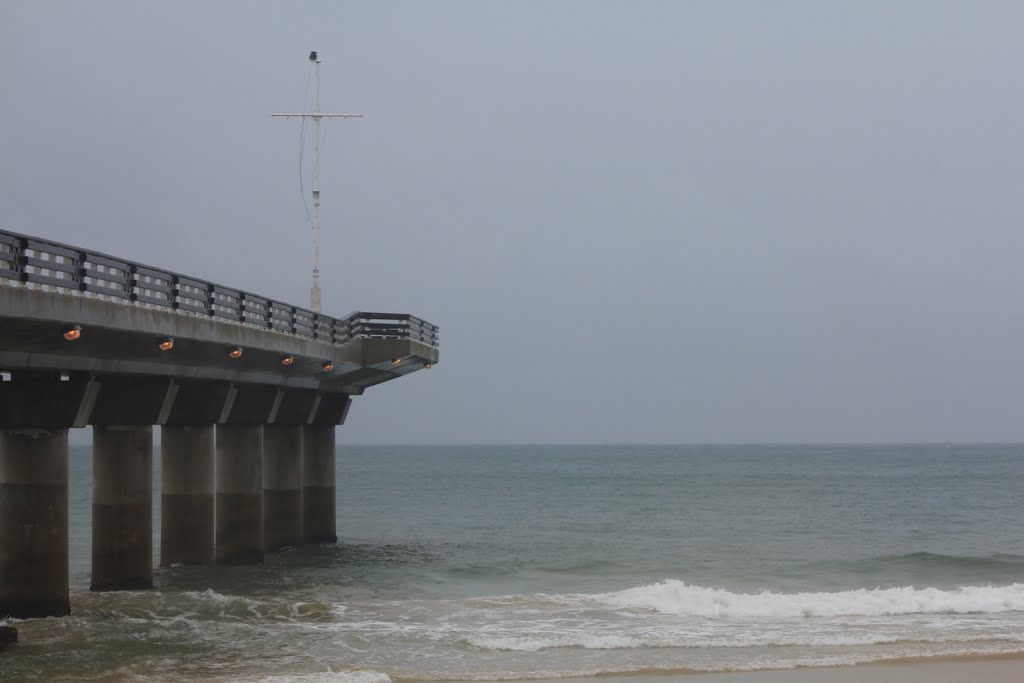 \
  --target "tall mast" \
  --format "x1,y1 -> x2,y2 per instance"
272,51 -> 362,313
